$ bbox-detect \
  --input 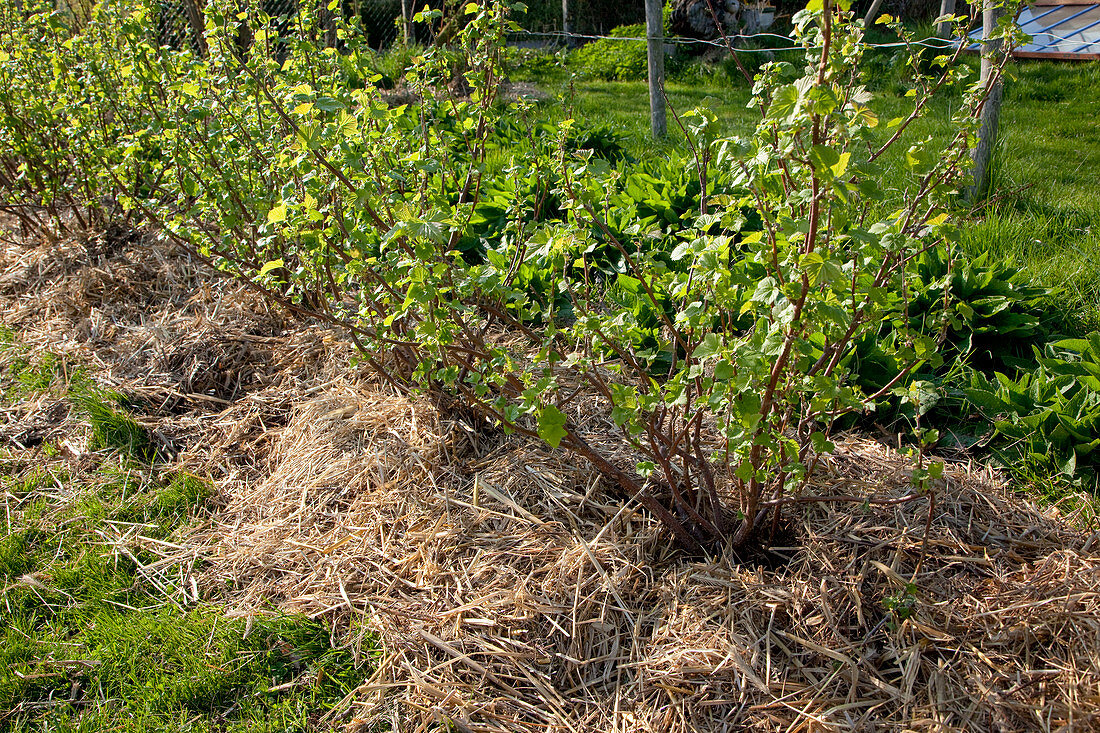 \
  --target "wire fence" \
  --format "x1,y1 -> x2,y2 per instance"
509,27 -> 976,52
154,0 -> 205,51
507,0 -> 978,53
50,0 -> 1025,59
148,0 -> 411,53
52,0 -> 96,27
